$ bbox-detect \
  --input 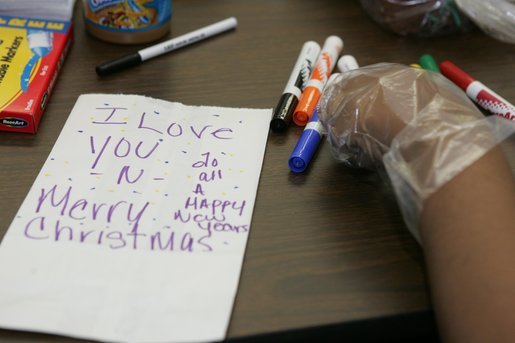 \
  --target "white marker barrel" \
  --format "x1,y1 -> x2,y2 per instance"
337,55 -> 359,73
